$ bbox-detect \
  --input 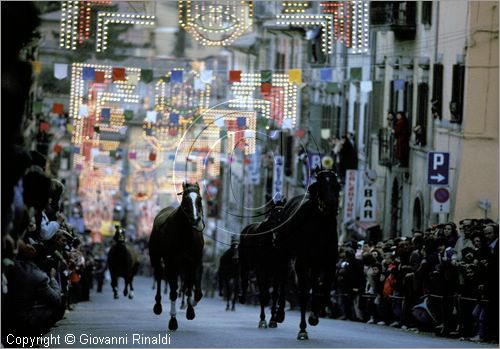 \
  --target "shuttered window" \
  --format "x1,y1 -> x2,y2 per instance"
450,64 -> 465,124
432,63 -> 443,120
421,1 -> 432,26
416,83 -> 428,146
